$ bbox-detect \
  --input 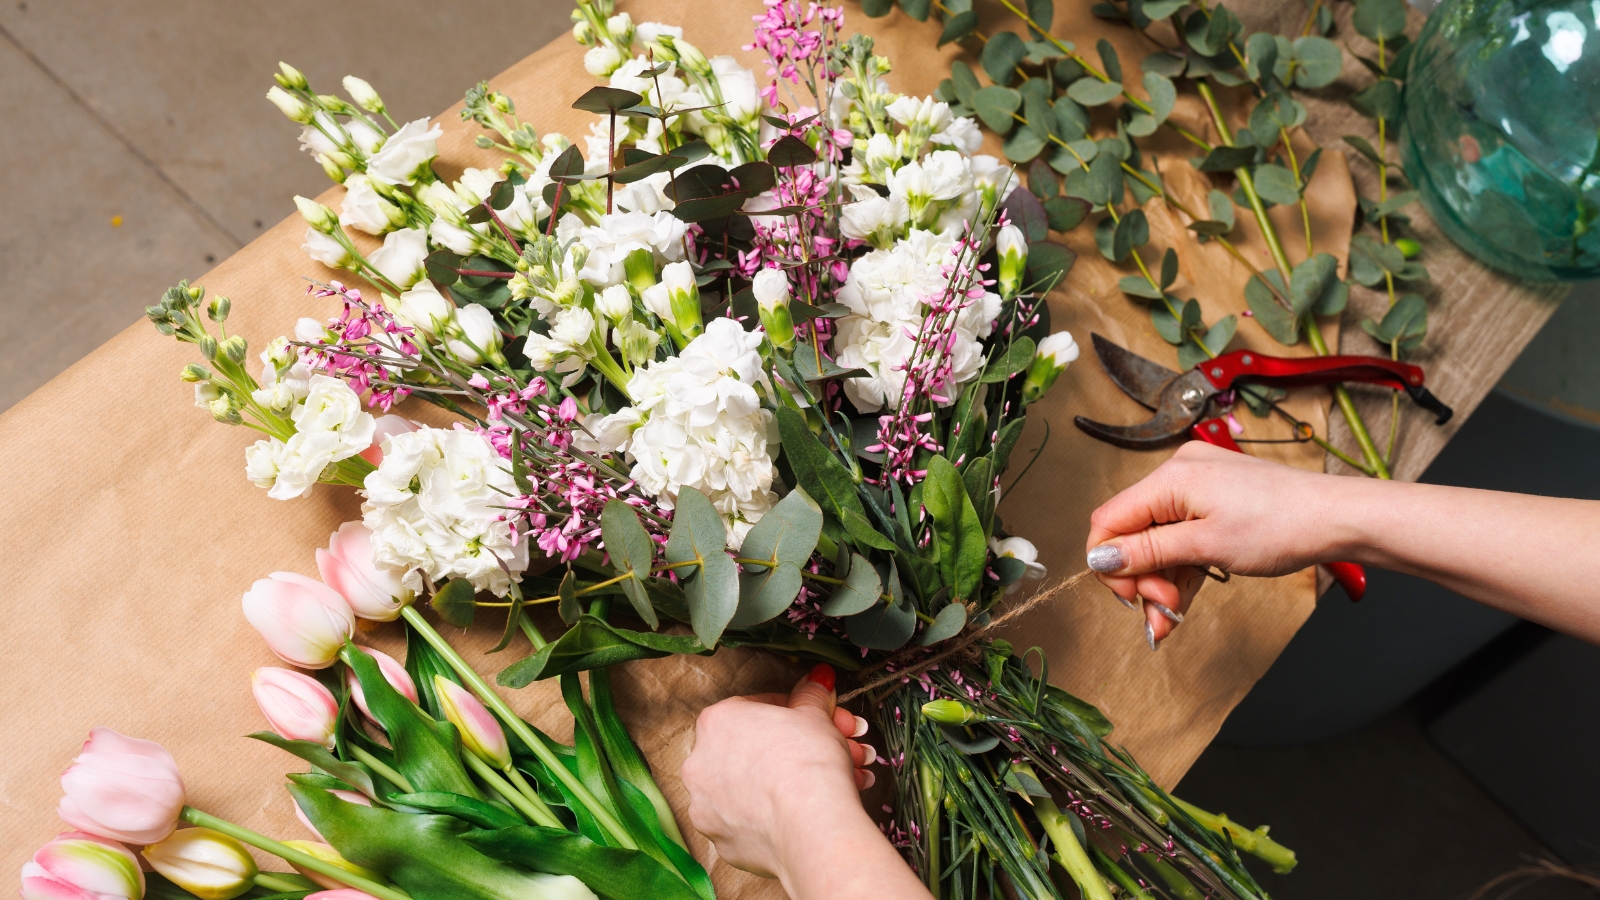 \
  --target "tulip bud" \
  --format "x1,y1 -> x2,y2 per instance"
345,647 -> 419,721
182,364 -> 211,383
316,521 -> 415,621
751,267 -> 796,351
21,834 -> 146,900
141,828 -> 257,900
294,196 -> 340,234
241,572 -> 355,669
433,675 -> 510,769
220,335 -> 248,364
292,791 -> 372,842
341,76 -> 385,115
252,668 -> 339,748
206,295 -> 231,323
279,842 -> 384,892
921,699 -> 988,726
1020,331 -> 1079,404
58,728 -> 186,845
276,62 -> 309,90
995,224 -> 1028,299
266,86 -> 313,124
199,336 -> 219,361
